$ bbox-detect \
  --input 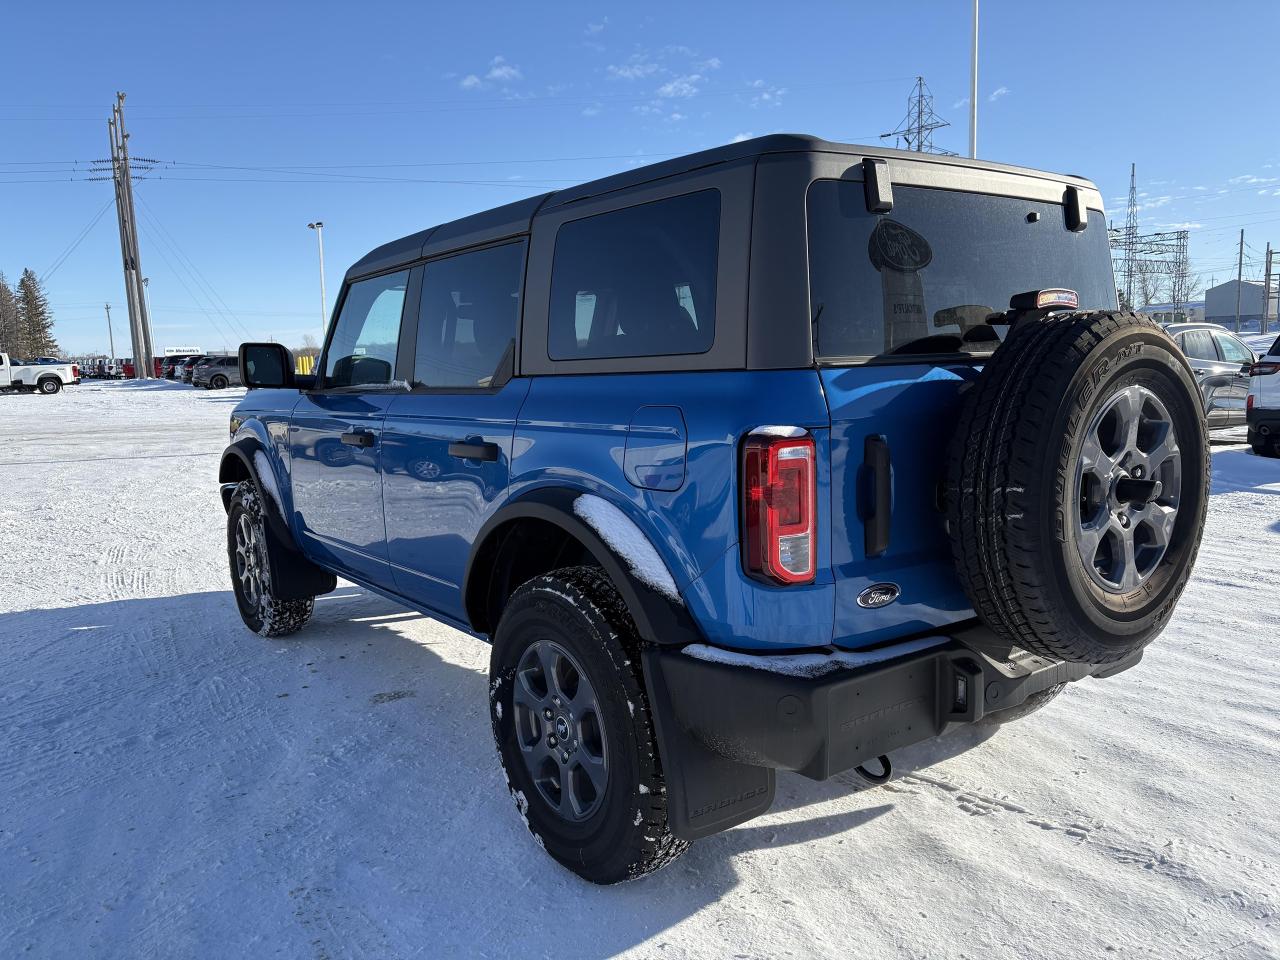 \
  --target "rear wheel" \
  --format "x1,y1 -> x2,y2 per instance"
37,378 -> 61,395
489,566 -> 686,884
211,375 -> 228,389
226,480 -> 313,637
947,311 -> 1209,665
